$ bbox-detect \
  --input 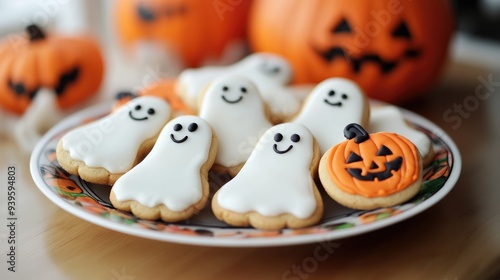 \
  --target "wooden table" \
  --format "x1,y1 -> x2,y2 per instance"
1,60 -> 499,280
